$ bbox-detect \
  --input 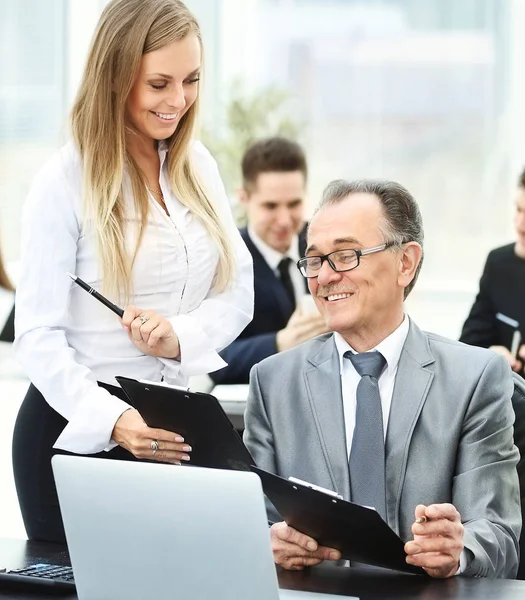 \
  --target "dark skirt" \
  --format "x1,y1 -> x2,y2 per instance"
12,382 -> 138,543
